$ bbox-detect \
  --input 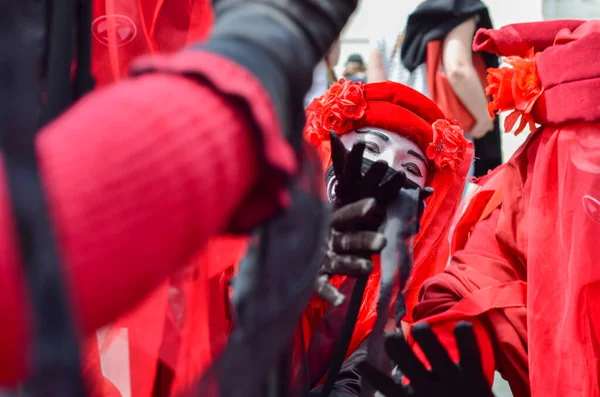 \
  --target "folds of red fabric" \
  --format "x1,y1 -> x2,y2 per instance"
472,19 -> 585,57
411,209 -> 529,396
0,51 -> 294,386
92,0 -> 213,86
413,20 -> 600,397
515,122 -> 600,396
